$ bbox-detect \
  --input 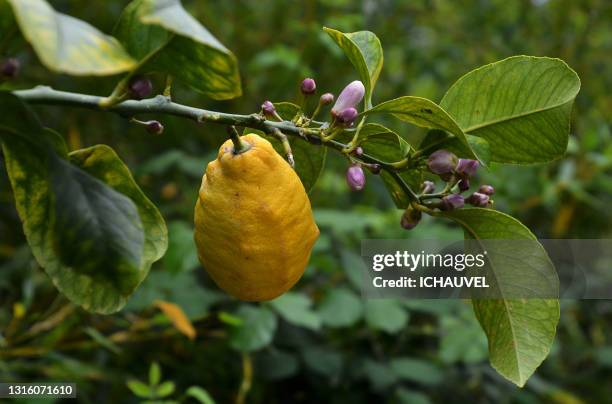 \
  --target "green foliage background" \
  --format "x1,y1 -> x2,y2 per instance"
0,0 -> 611,402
